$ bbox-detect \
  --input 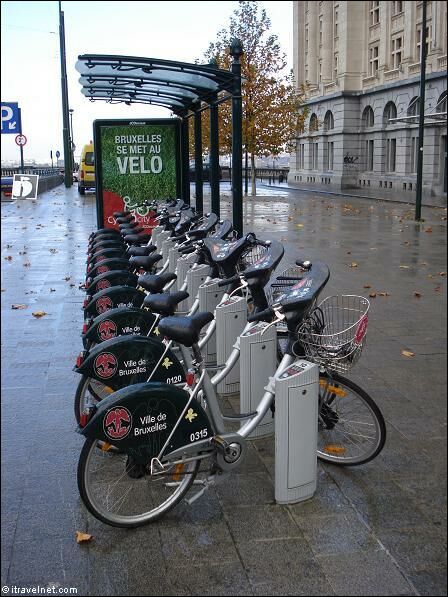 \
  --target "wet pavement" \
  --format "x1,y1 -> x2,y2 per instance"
1,184 -> 447,596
